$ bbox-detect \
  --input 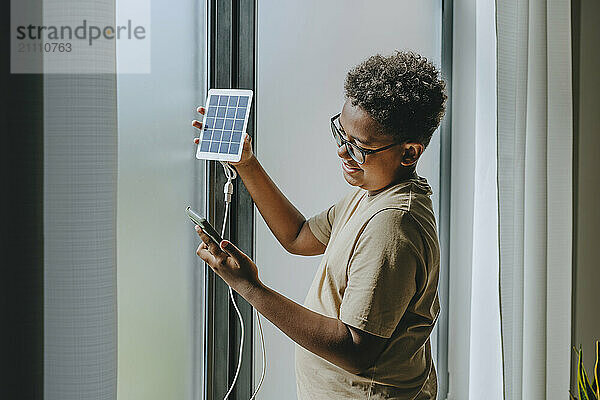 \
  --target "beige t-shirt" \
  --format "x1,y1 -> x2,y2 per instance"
295,175 -> 440,400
